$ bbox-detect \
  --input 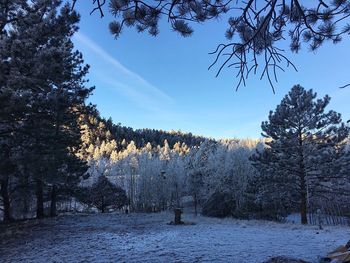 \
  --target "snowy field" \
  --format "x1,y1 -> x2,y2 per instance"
0,212 -> 349,263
